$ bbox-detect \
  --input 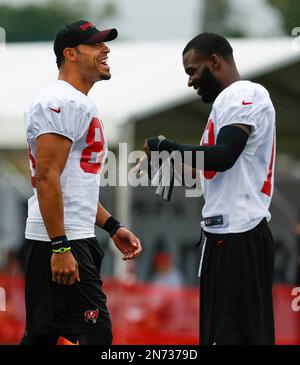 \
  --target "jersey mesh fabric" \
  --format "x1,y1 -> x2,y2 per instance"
200,80 -> 276,234
25,80 -> 107,241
